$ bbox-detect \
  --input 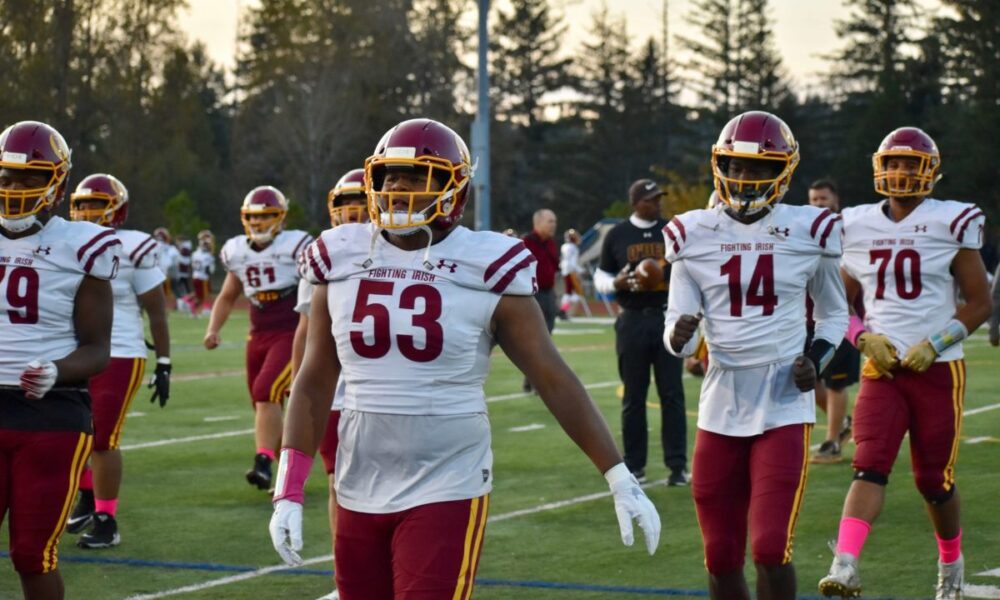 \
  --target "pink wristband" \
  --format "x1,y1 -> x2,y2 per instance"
846,314 -> 866,348
272,447 -> 313,503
